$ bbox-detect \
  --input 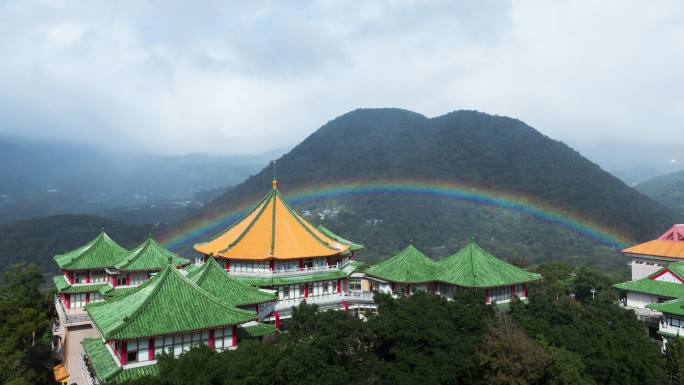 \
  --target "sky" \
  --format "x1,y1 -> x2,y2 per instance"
0,0 -> 682,180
